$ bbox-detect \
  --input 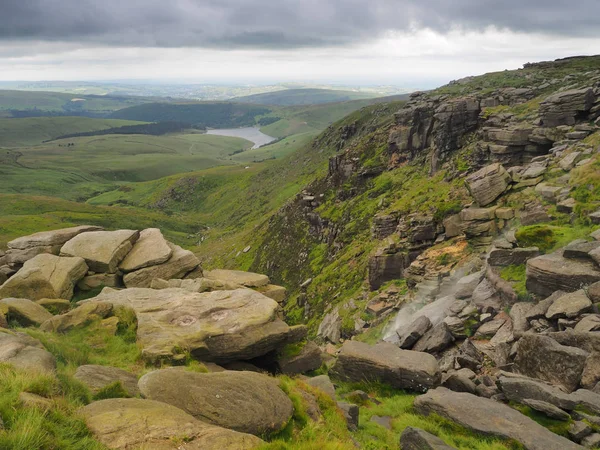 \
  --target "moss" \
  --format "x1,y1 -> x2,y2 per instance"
500,265 -> 531,301
93,381 -> 130,400
279,340 -> 307,359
